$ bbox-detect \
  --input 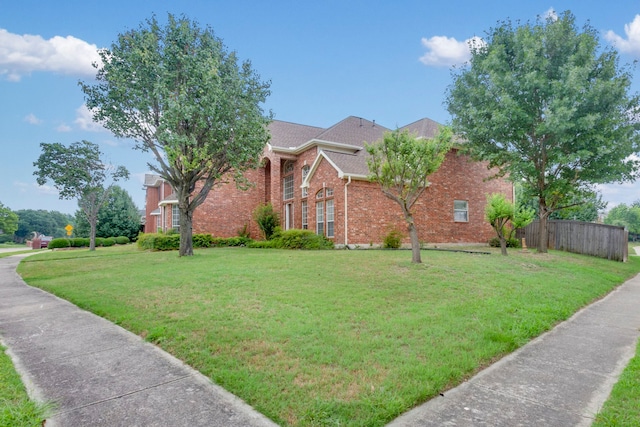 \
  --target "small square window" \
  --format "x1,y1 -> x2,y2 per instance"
454,200 -> 468,222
